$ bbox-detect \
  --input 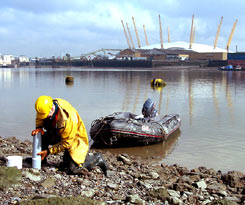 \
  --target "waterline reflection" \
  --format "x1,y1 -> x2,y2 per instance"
0,67 -> 245,172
